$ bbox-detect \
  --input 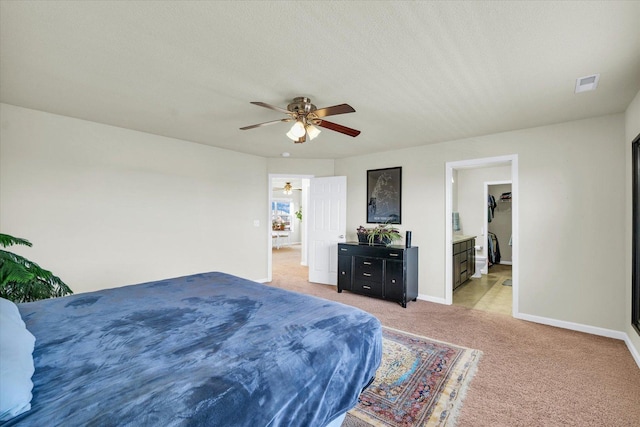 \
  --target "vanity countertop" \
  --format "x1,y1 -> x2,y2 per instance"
453,235 -> 476,243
